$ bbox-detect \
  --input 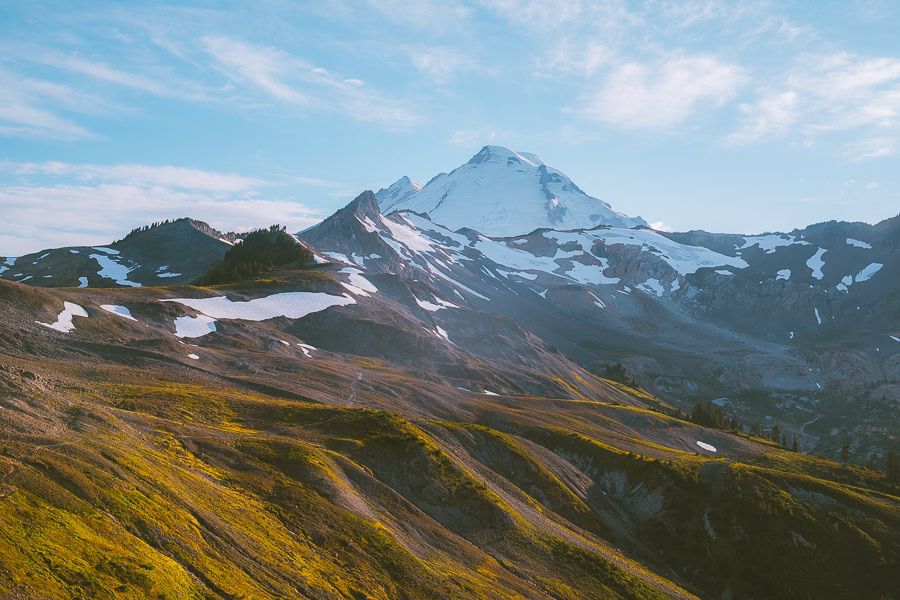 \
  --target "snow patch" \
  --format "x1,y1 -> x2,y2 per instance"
90,254 -> 141,287
696,441 -> 717,452
434,326 -> 451,342
173,315 -> 217,338
776,269 -> 791,281
846,238 -> 871,249
806,248 -> 826,280
162,292 -> 356,322
855,262 -> 883,282
339,267 -> 377,294
414,295 -> 459,311
637,278 -> 665,297
357,215 -> 379,233
740,234 -> 809,254
187,354 -> 200,360
100,305 -> 137,321
77,277 -> 88,288
322,251 -> 354,265
36,302 -> 88,333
